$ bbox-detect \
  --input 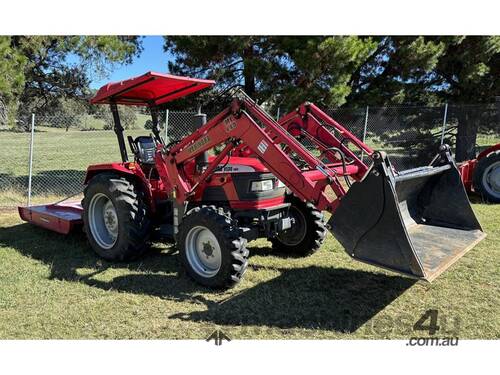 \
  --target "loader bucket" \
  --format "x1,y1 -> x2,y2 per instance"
328,148 -> 485,281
